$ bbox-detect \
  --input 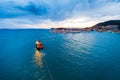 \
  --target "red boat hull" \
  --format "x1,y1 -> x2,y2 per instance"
36,45 -> 44,50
